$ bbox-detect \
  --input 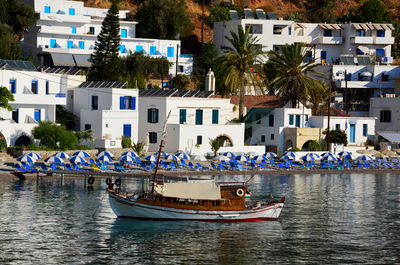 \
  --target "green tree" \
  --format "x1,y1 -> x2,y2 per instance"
303,0 -> 336,23
32,121 -> 78,150
56,105 -> 75,130
219,25 -> 266,119
172,74 -> 190,90
209,137 -> 221,157
323,129 -> 348,146
135,0 -> 193,39
340,0 -> 389,23
132,141 -> 145,157
266,43 -> 323,108
0,0 -> 36,39
307,80 -> 331,115
88,0 -> 121,81
76,129 -> 94,146
0,86 -> 15,111
0,24 -> 24,60
121,136 -> 132,148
